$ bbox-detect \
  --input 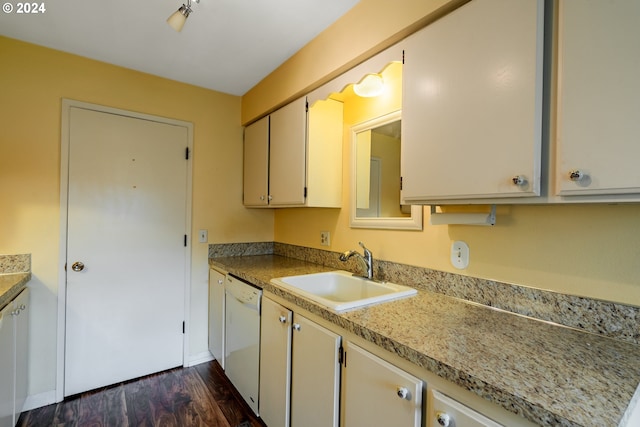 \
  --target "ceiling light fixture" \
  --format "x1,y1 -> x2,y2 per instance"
167,0 -> 199,32
353,74 -> 385,98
